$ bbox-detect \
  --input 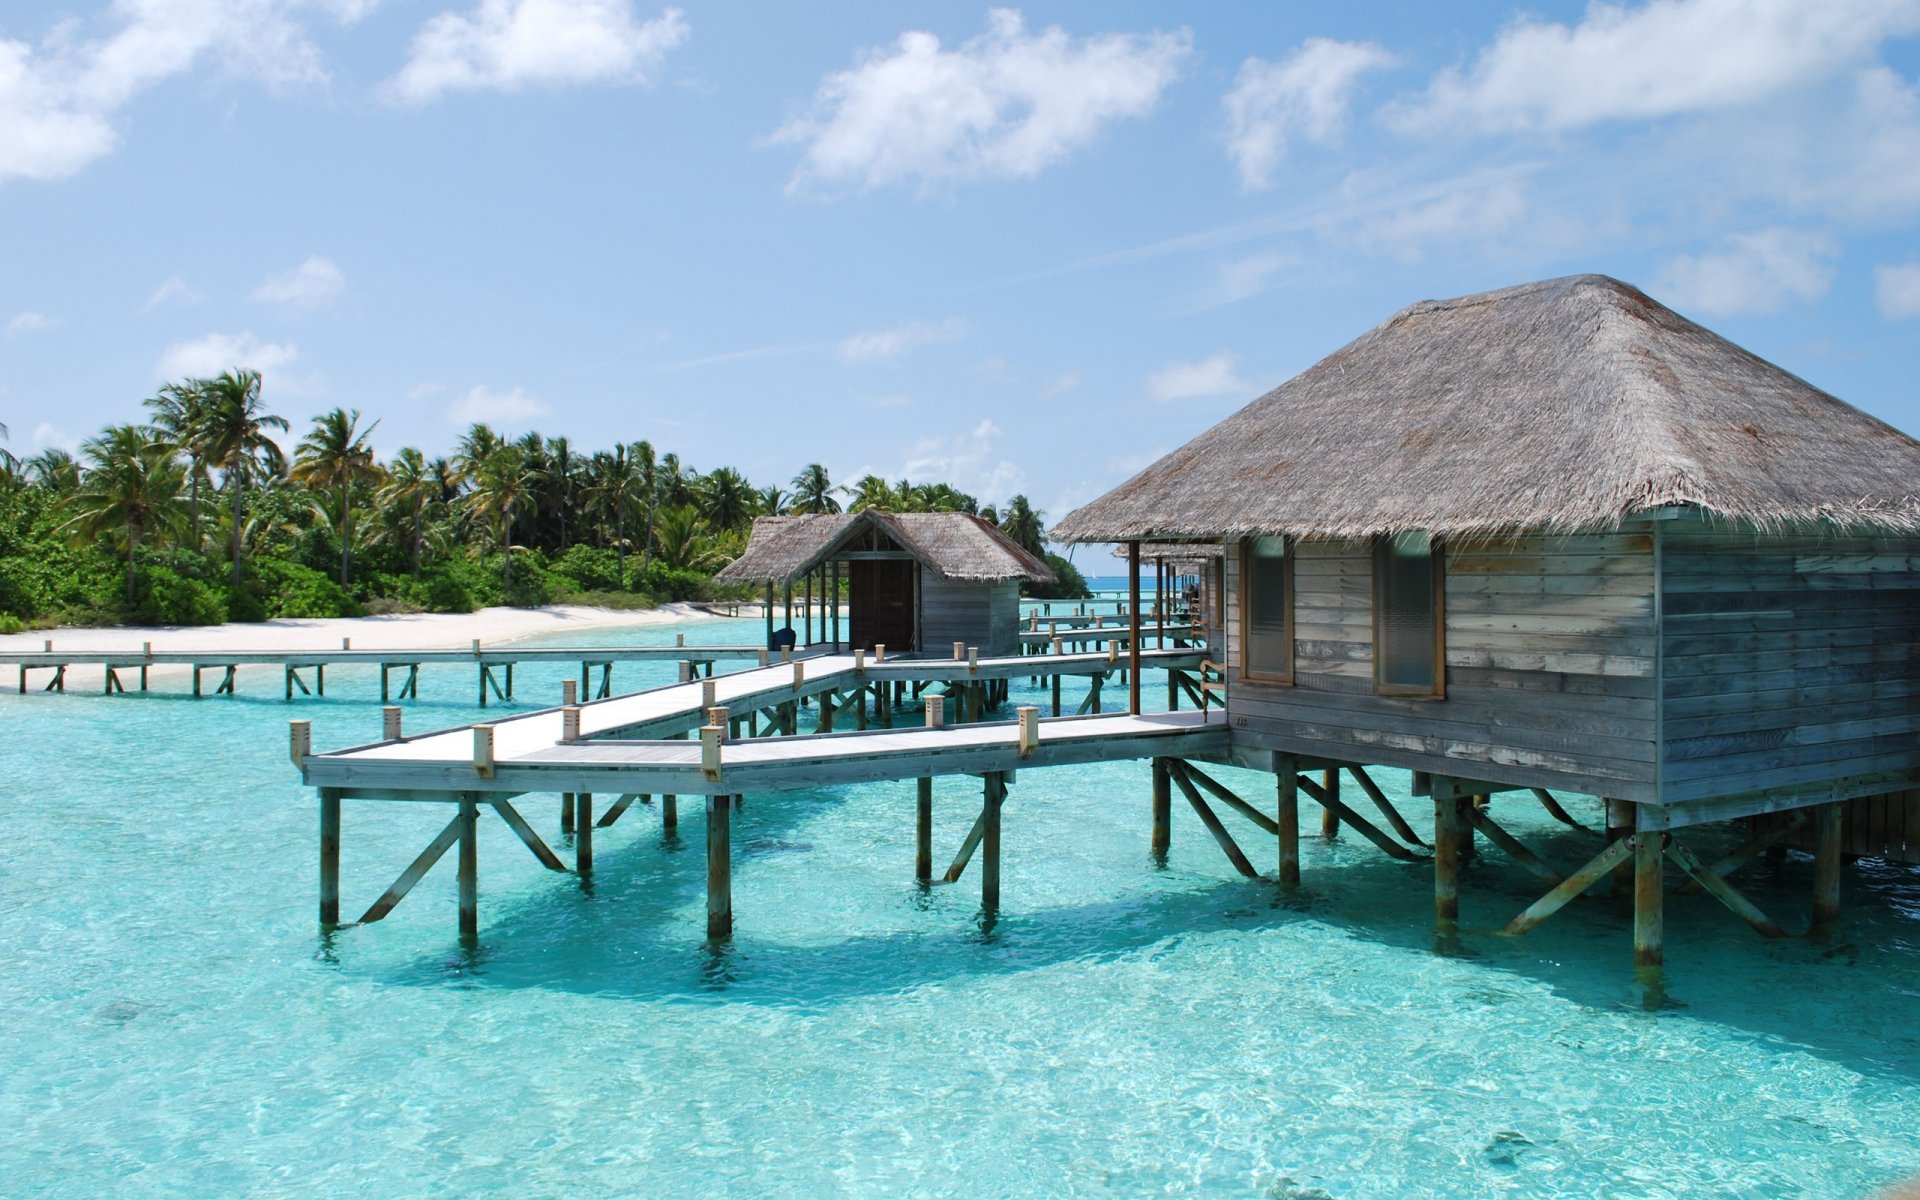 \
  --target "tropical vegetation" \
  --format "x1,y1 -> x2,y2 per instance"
0,373 -> 1087,632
